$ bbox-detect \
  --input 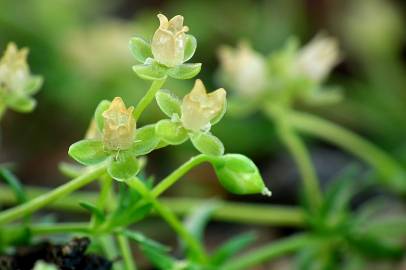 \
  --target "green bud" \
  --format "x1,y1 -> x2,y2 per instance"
211,154 -> 271,195
155,89 -> 181,117
155,119 -> 188,145
190,131 -> 224,156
